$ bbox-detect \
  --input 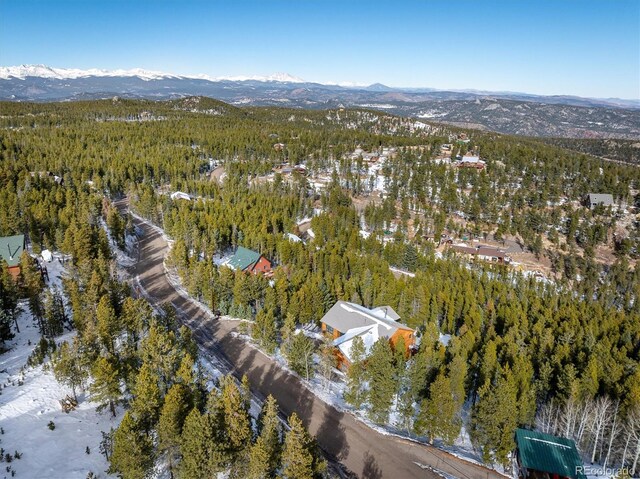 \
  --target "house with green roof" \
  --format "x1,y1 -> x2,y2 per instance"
225,246 -> 272,275
0,234 -> 25,280
515,428 -> 587,479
